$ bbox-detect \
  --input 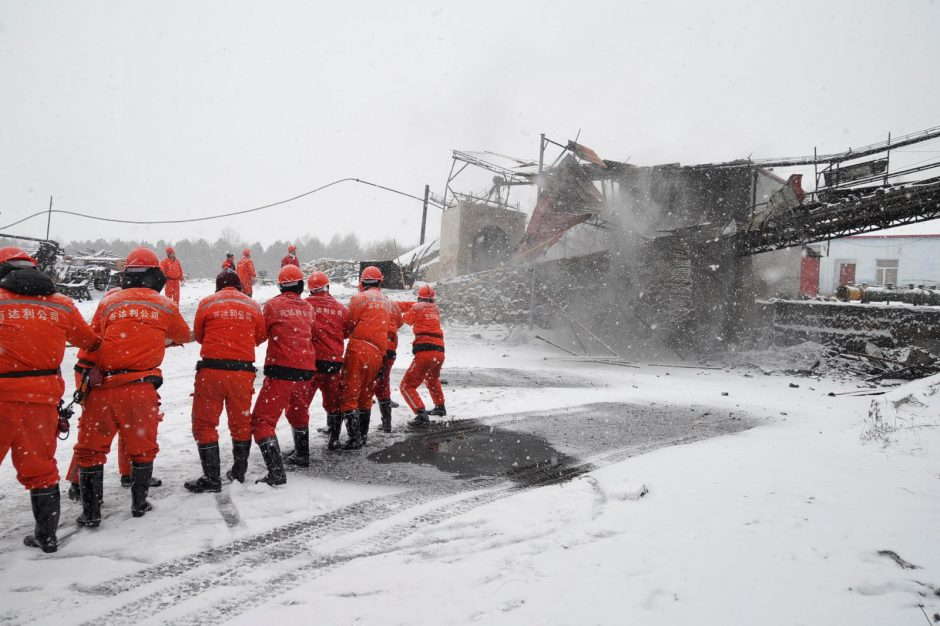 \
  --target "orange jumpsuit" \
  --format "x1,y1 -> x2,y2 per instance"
0,288 -> 98,490
73,288 -> 190,468
191,287 -> 267,444
399,301 -> 446,413
373,301 -> 405,402
339,288 -> 392,414
65,347 -> 132,481
160,257 -> 184,304
250,292 -> 317,441
236,257 -> 257,297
